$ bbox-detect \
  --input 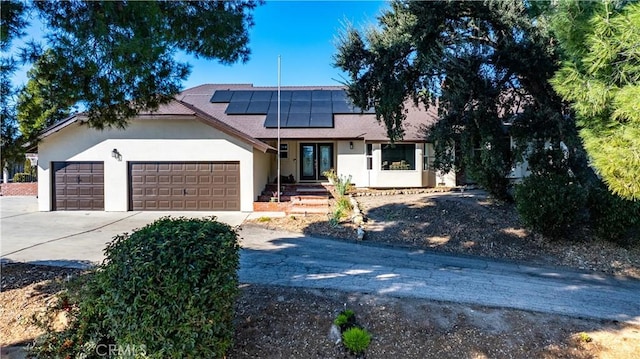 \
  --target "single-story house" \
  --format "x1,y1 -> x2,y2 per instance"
37,84 -> 456,212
